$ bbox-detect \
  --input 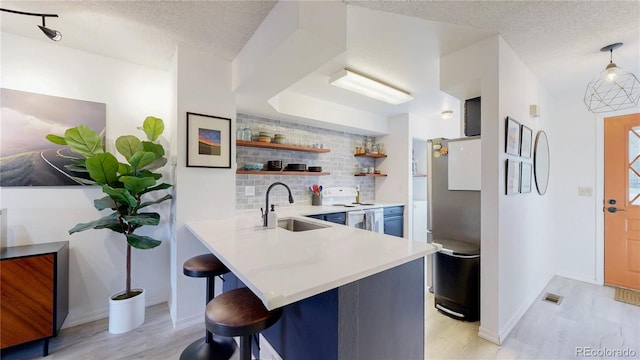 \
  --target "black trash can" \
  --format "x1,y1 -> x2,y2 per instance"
433,239 -> 480,322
